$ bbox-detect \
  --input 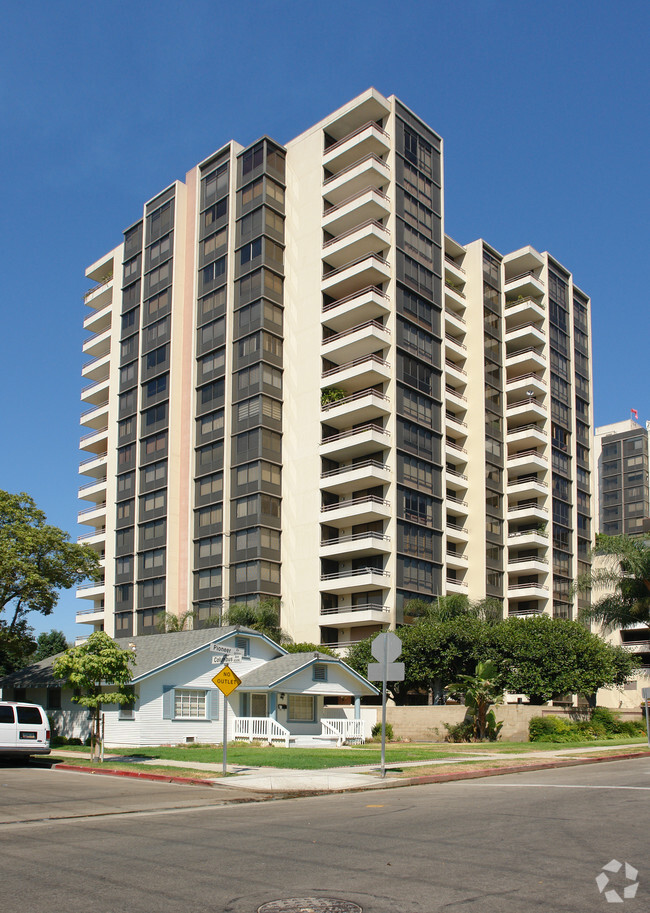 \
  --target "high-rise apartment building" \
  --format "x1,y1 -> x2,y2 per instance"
76,89 -> 593,647
594,419 -> 650,537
